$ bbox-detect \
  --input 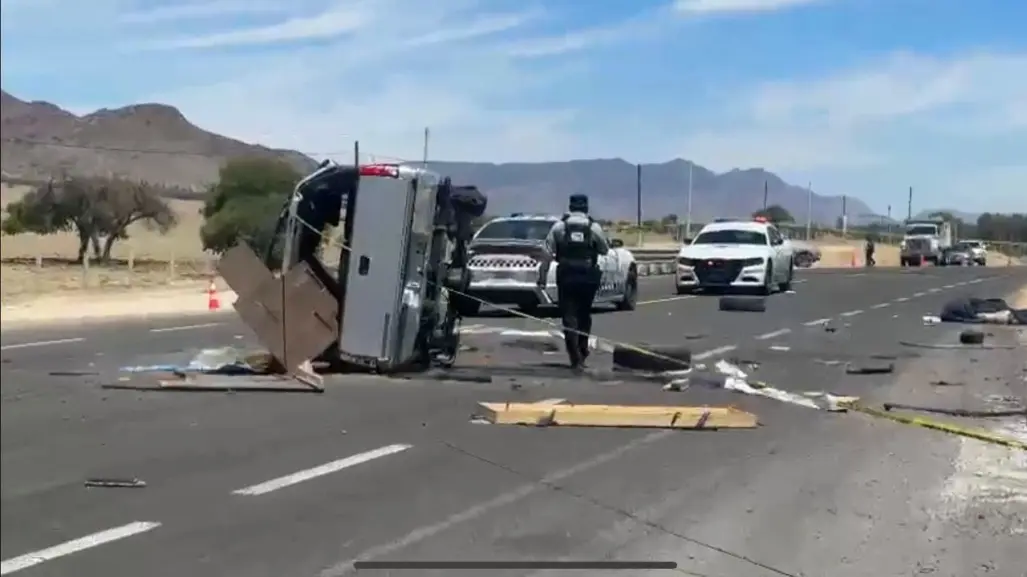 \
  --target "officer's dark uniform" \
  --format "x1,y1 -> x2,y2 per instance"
865,236 -> 876,267
546,194 -> 609,370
